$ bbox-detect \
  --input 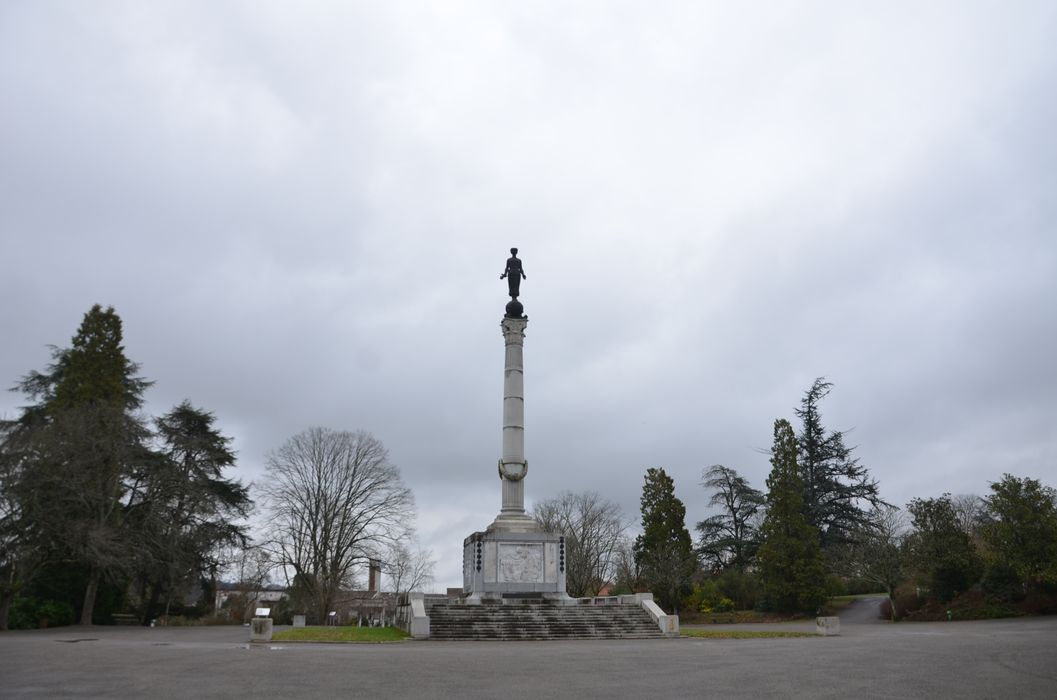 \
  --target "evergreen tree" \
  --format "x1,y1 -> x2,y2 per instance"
795,378 -> 883,549
757,419 -> 827,614
127,401 -> 251,623
5,305 -> 152,624
696,464 -> 764,572
633,468 -> 696,613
